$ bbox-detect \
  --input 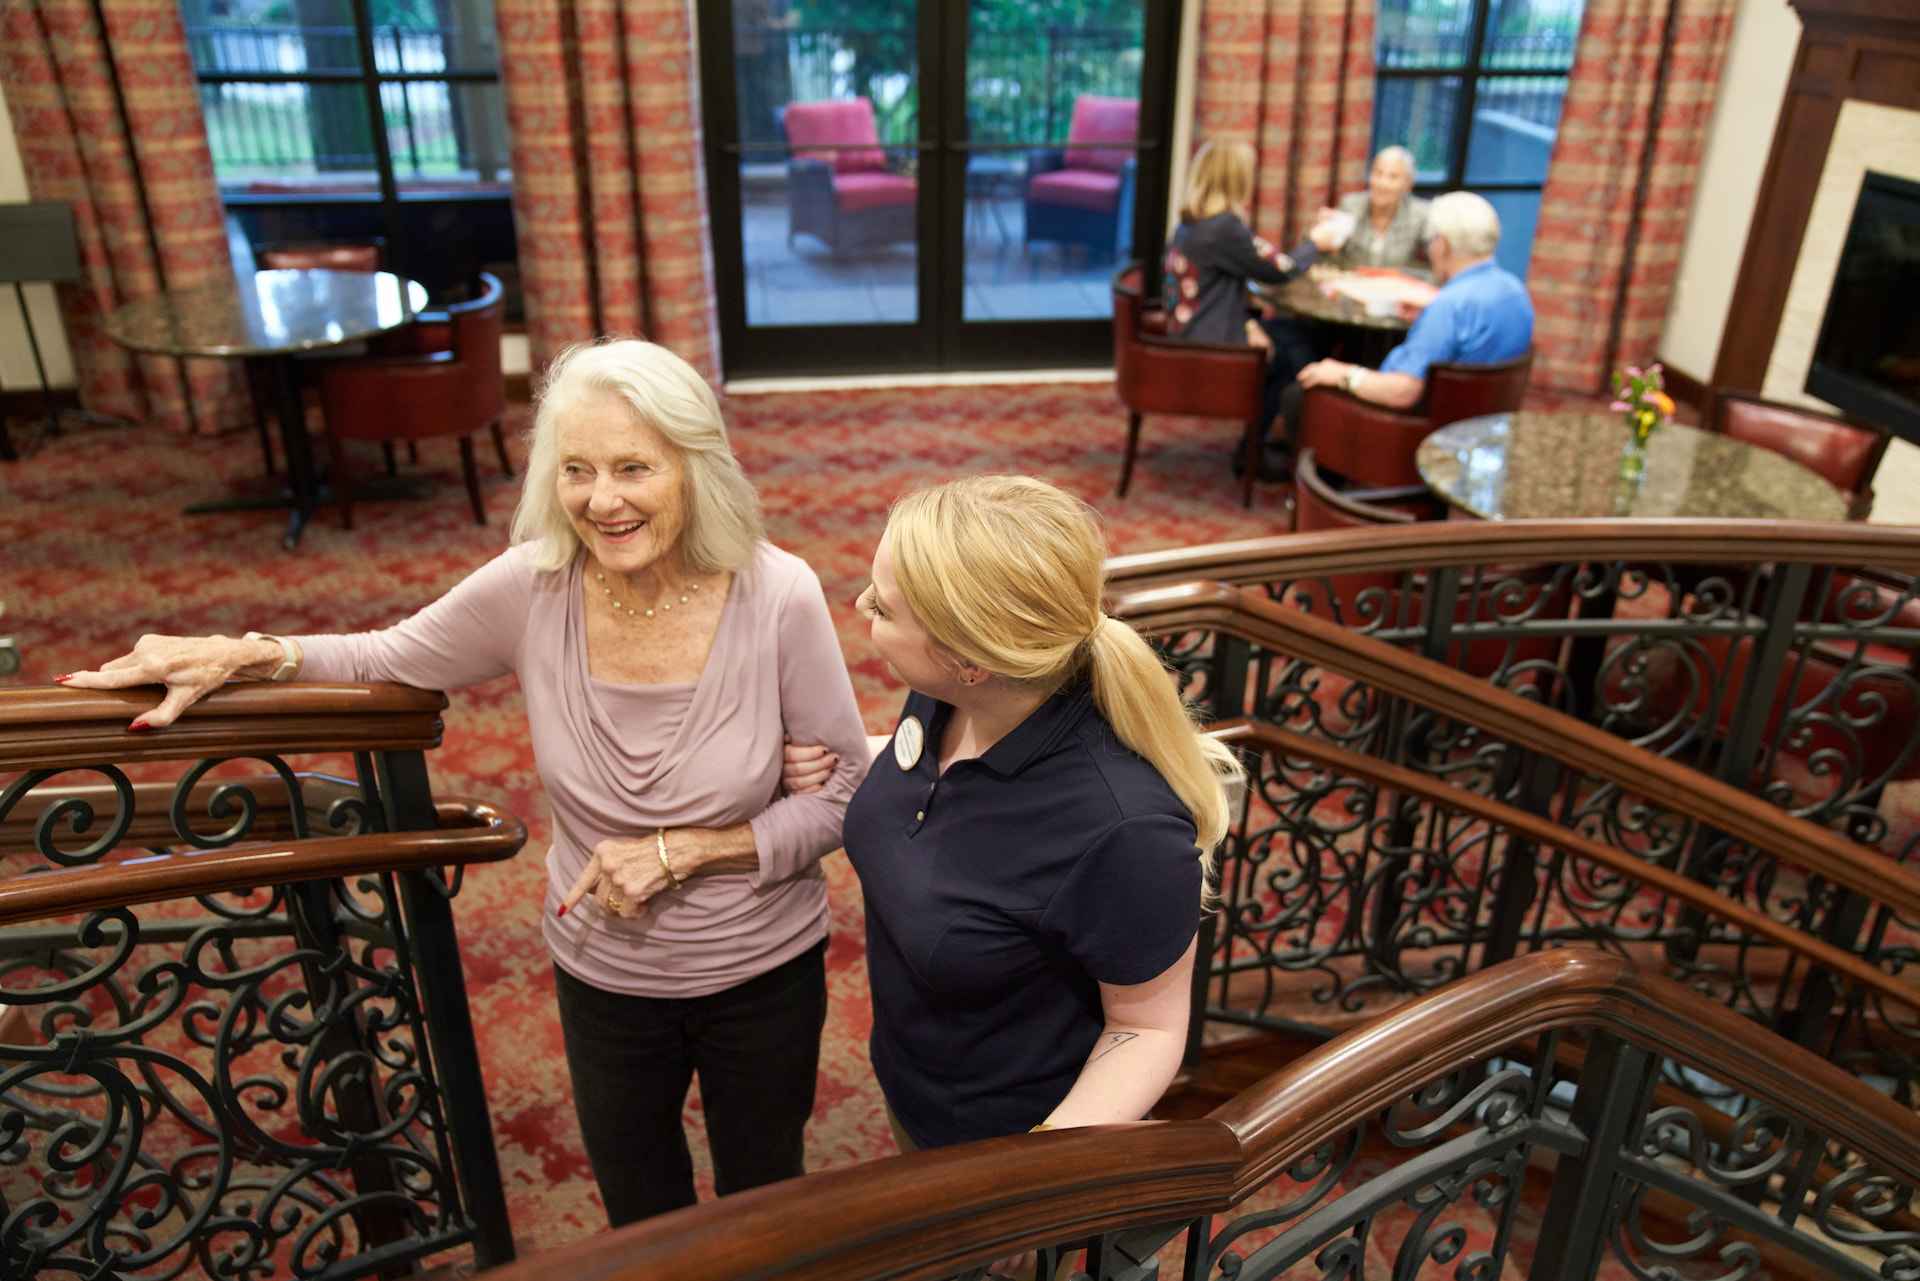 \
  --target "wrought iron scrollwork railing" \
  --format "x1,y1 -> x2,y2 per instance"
0,684 -> 527,1280
1106,520 -> 1920,842
1112,575 -> 1920,1104
468,951 -> 1920,1281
